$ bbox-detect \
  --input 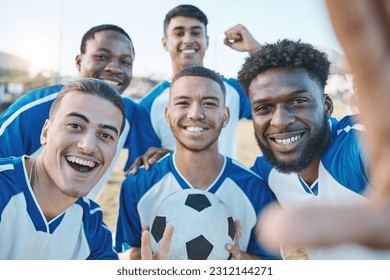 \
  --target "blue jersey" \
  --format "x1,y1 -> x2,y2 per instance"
115,153 -> 278,259
0,156 -> 117,259
139,78 -> 252,159
251,115 -> 390,259
0,84 -> 161,199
